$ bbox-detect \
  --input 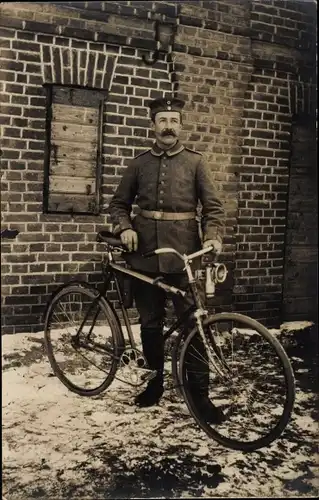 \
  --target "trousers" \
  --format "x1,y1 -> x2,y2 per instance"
133,273 -> 209,393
